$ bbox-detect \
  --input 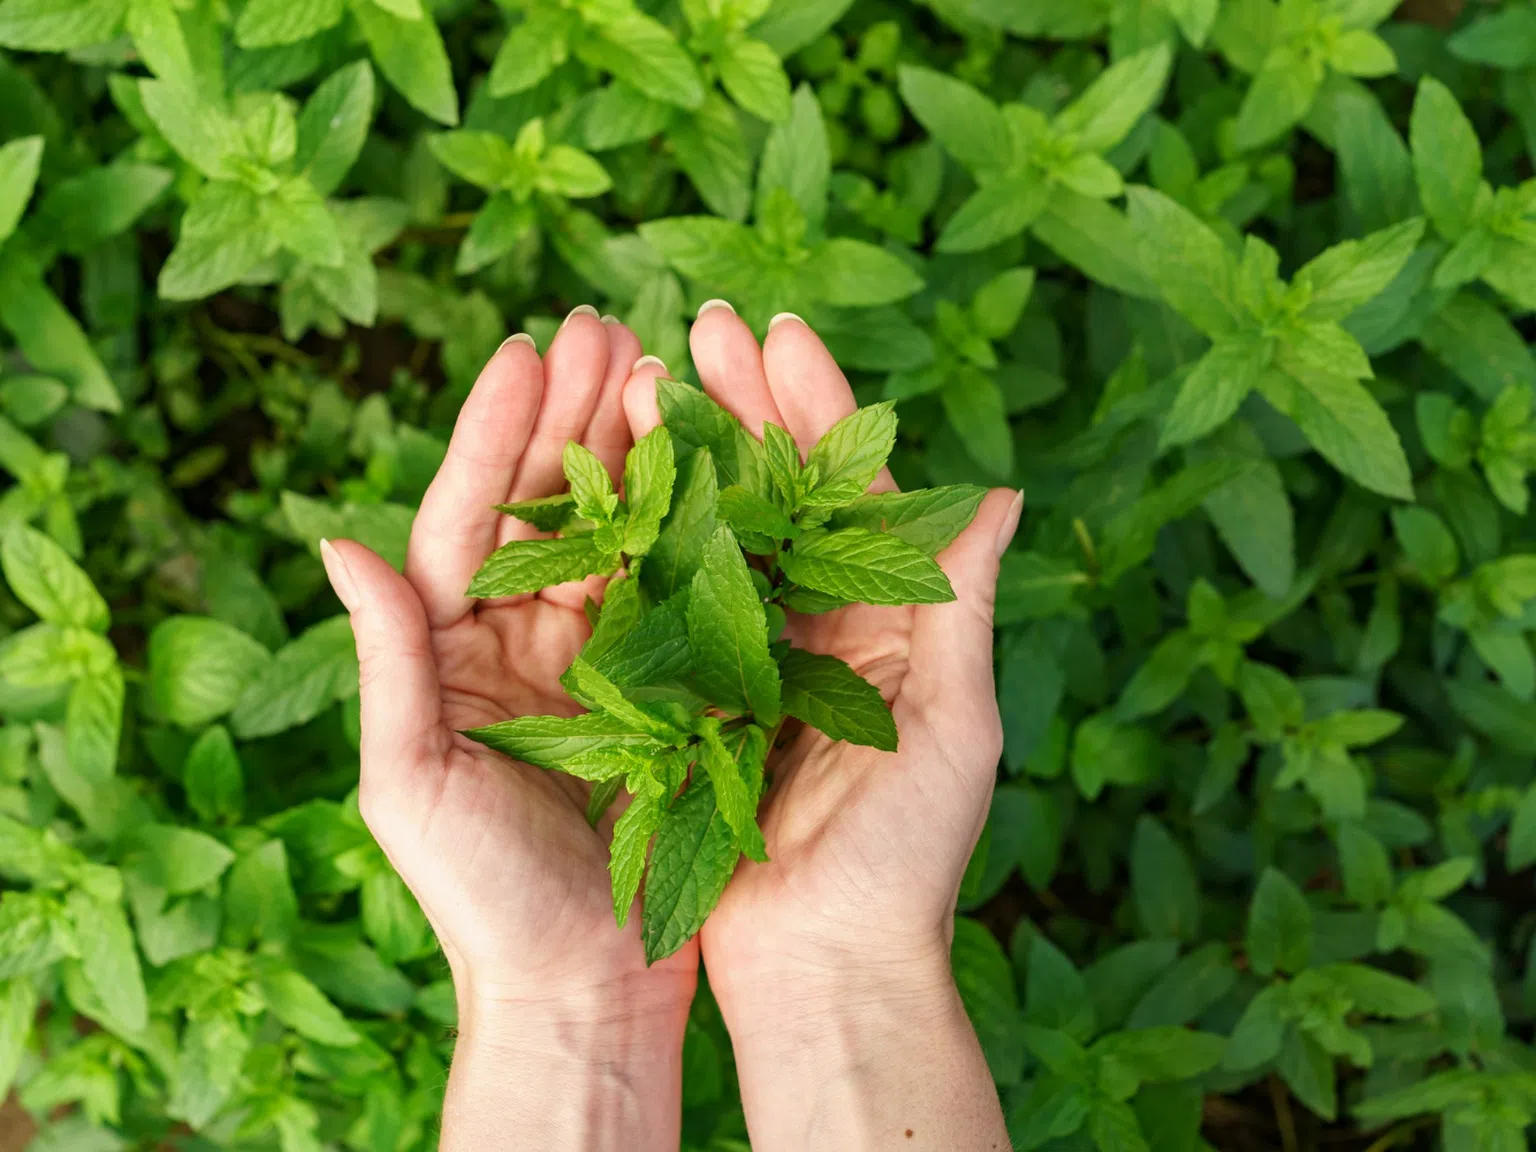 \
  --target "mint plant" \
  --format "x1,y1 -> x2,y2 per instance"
461,383 -> 979,960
